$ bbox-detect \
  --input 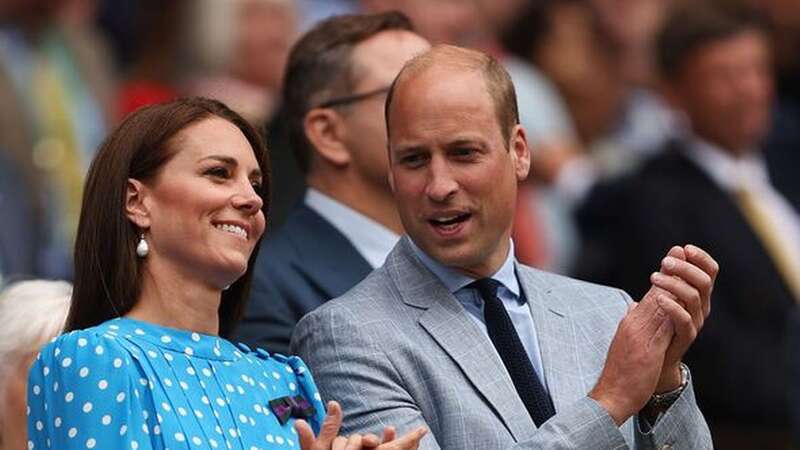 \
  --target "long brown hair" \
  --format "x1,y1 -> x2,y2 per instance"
65,97 -> 271,336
